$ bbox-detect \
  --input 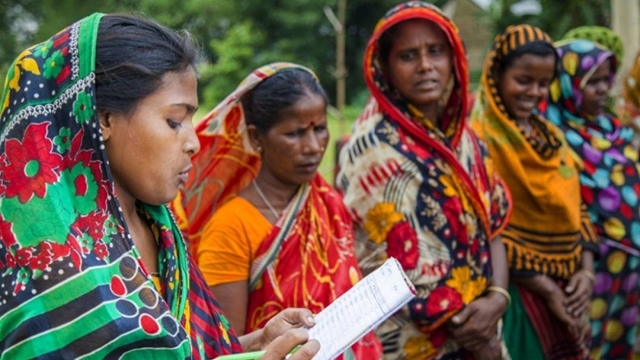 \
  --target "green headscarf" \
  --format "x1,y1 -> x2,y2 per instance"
562,25 -> 624,66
